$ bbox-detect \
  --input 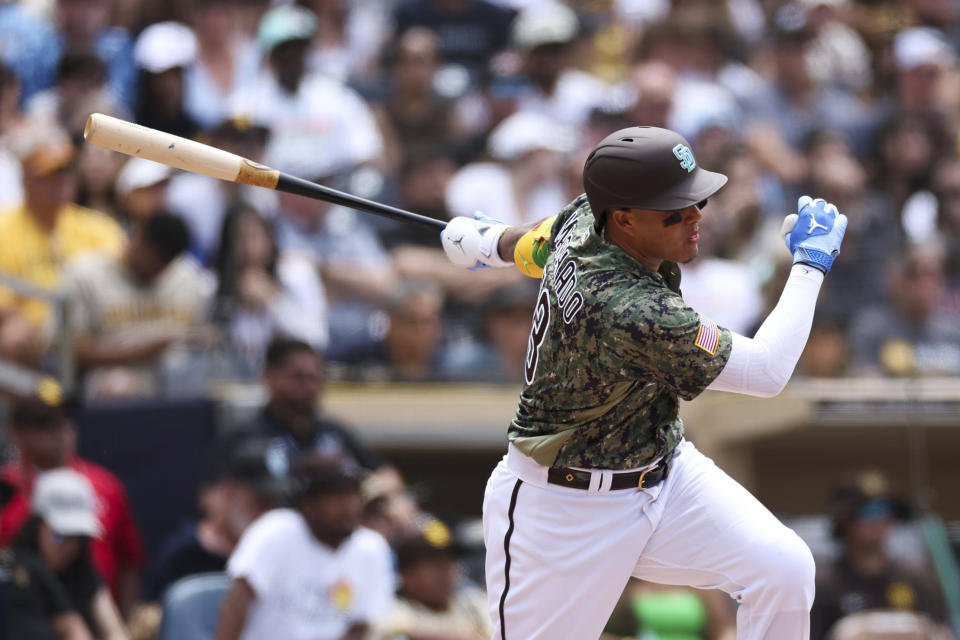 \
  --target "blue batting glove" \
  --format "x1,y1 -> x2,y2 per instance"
784,196 -> 848,273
